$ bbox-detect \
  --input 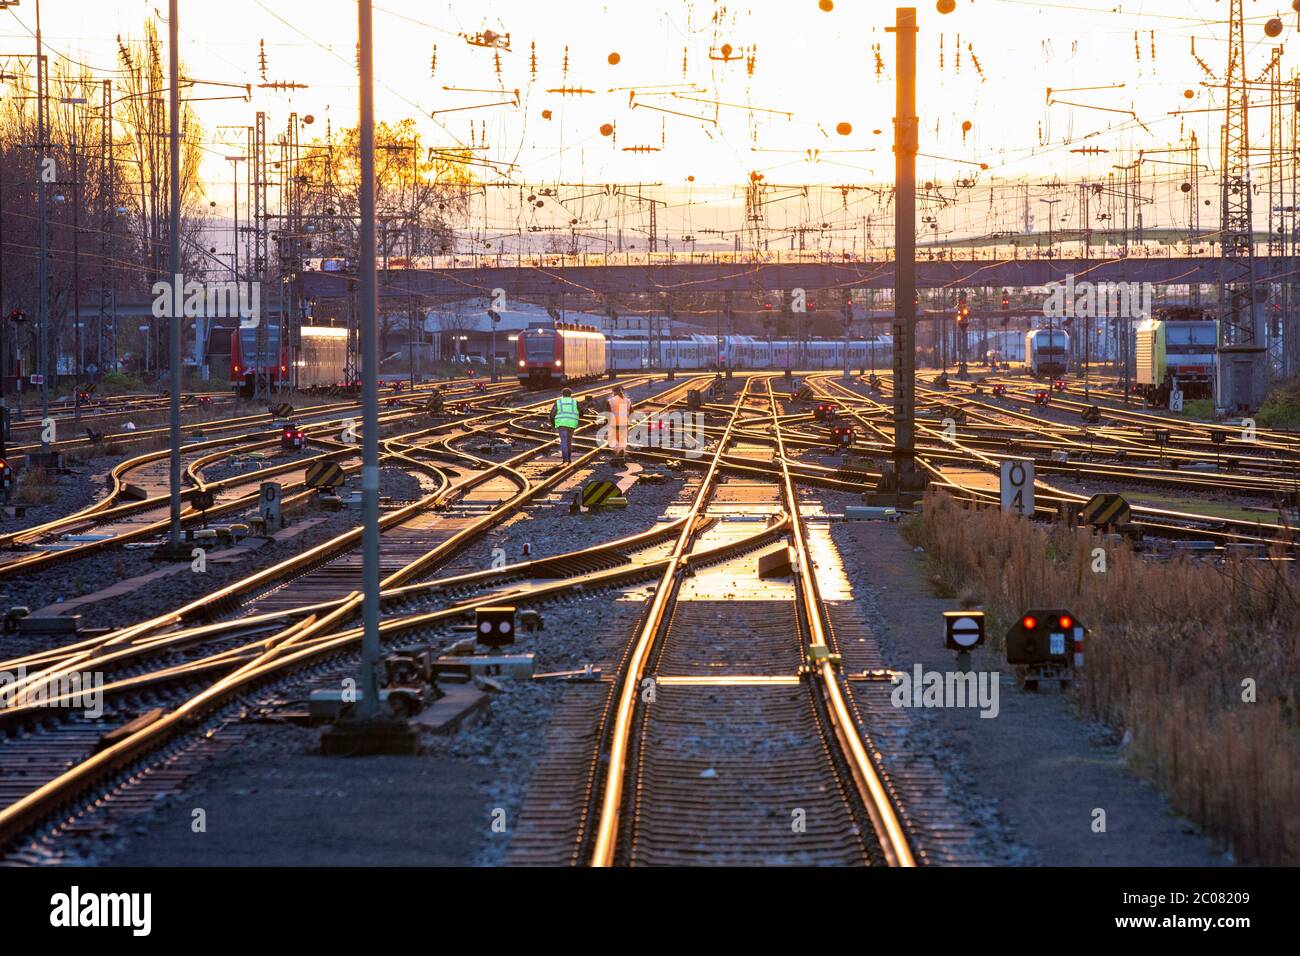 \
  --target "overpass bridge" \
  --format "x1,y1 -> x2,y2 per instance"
296,255 -> 1299,301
